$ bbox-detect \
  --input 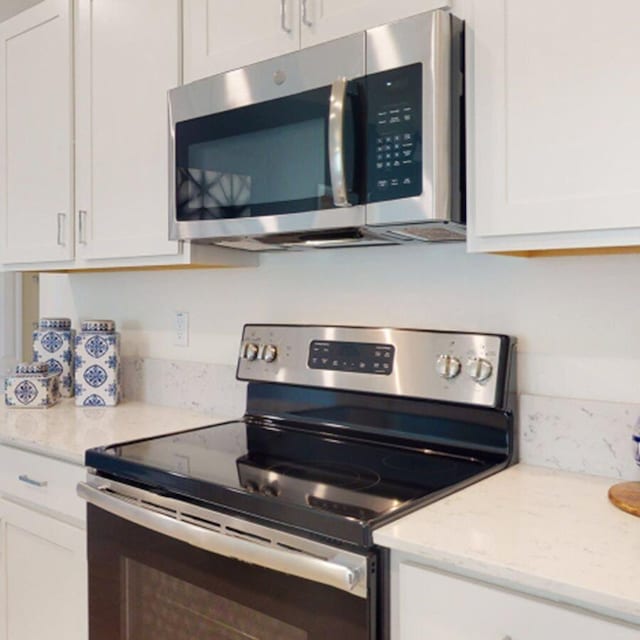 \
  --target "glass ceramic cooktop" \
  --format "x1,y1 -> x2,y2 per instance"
92,419 -> 490,523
